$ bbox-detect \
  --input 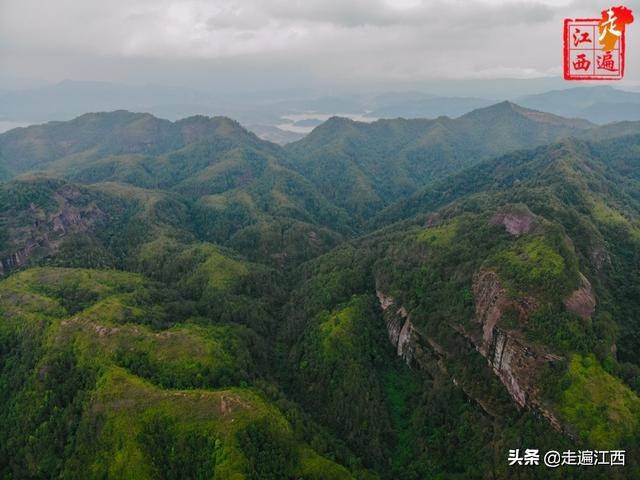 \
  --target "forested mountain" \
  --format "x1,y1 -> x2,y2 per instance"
285,102 -> 596,222
0,112 -> 351,265
0,110 -> 290,181
271,132 -> 640,478
2,104 -> 640,479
